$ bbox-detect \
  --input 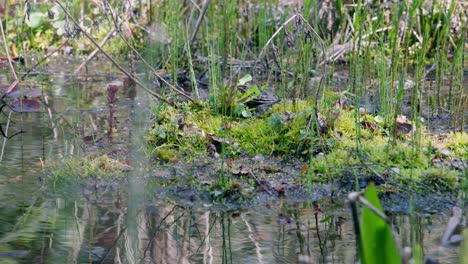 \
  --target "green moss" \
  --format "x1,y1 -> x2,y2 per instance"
155,147 -> 178,162
334,110 -> 359,138
48,155 -> 128,184
402,168 -> 460,192
307,141 -> 462,191
307,148 -> 359,181
146,100 -> 318,158
142,99 -> 466,191
301,110 -> 464,190
444,132 -> 468,158
361,142 -> 429,169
